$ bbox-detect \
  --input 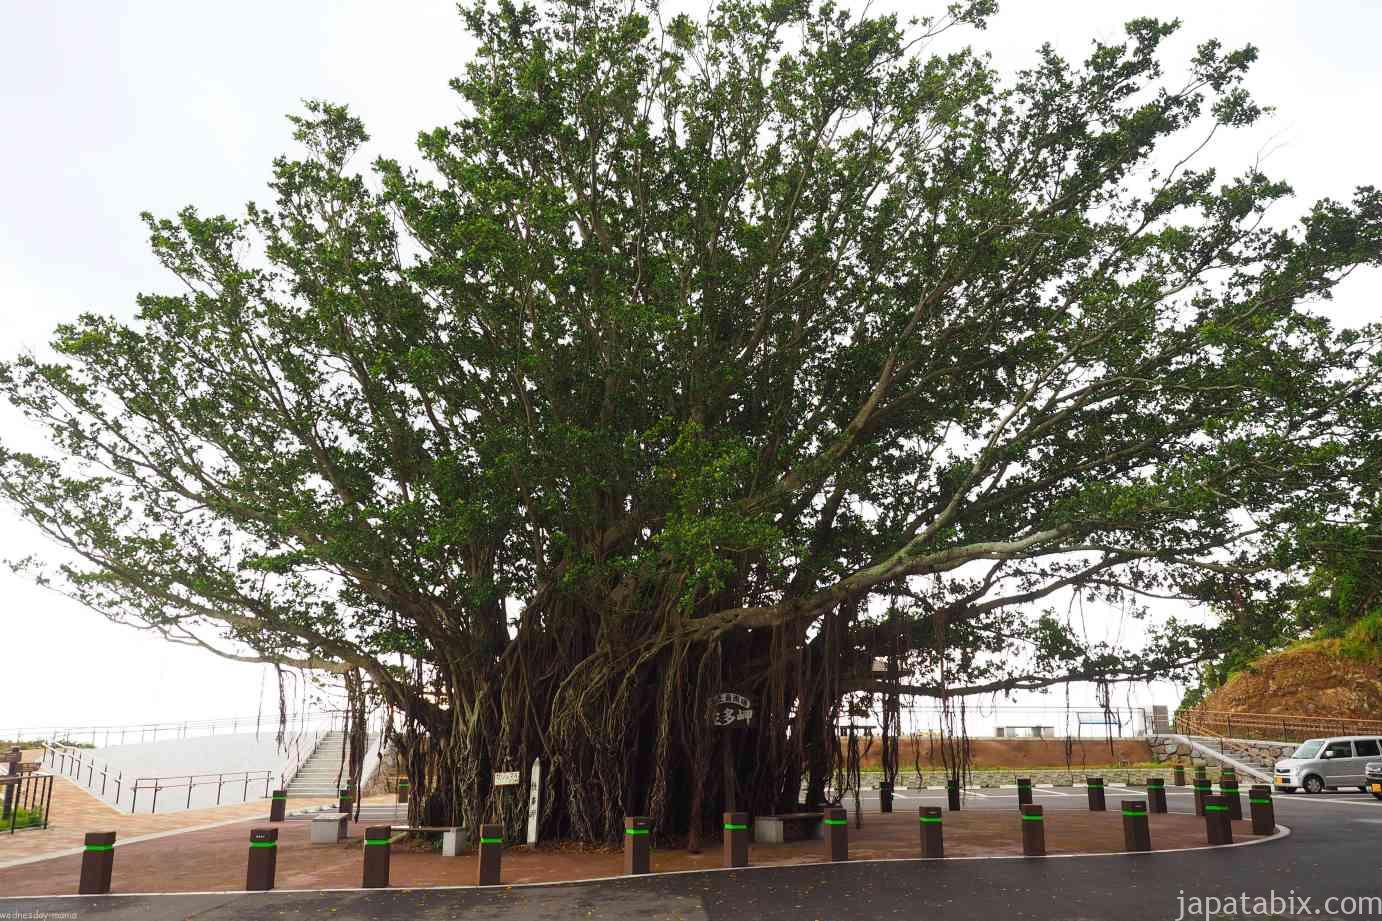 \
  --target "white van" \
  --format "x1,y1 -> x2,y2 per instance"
1274,736 -> 1382,793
